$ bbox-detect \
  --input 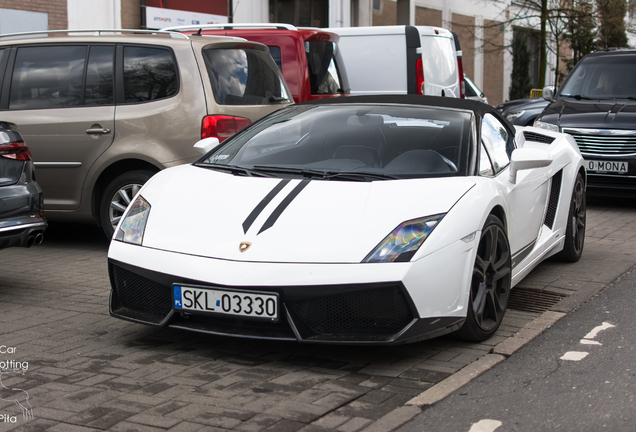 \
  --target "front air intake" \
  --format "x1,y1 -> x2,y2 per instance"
111,265 -> 173,324
289,285 -> 414,341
